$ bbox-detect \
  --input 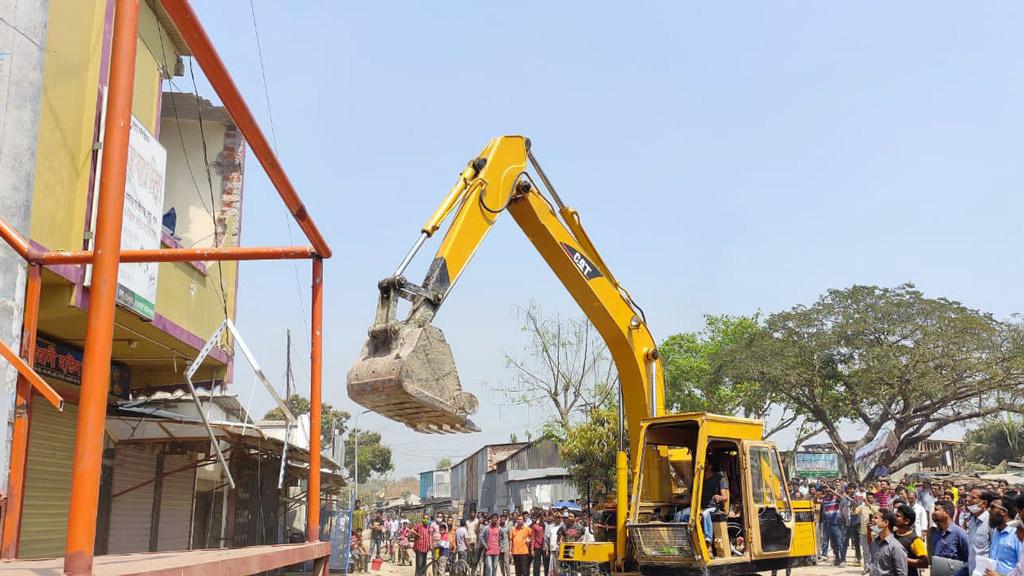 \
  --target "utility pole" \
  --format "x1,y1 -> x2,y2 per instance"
352,409 -> 370,502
